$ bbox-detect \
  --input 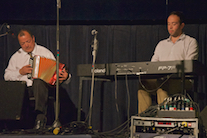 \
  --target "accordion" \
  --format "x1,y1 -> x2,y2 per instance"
32,55 -> 65,85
